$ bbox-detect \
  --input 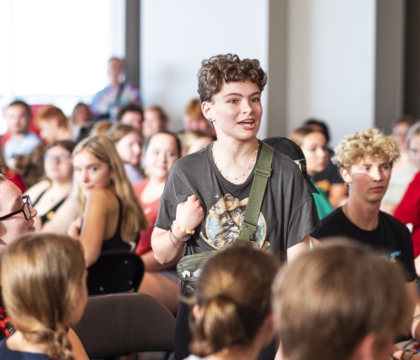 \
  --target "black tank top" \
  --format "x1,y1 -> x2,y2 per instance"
32,188 -> 67,224
101,197 -> 136,252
